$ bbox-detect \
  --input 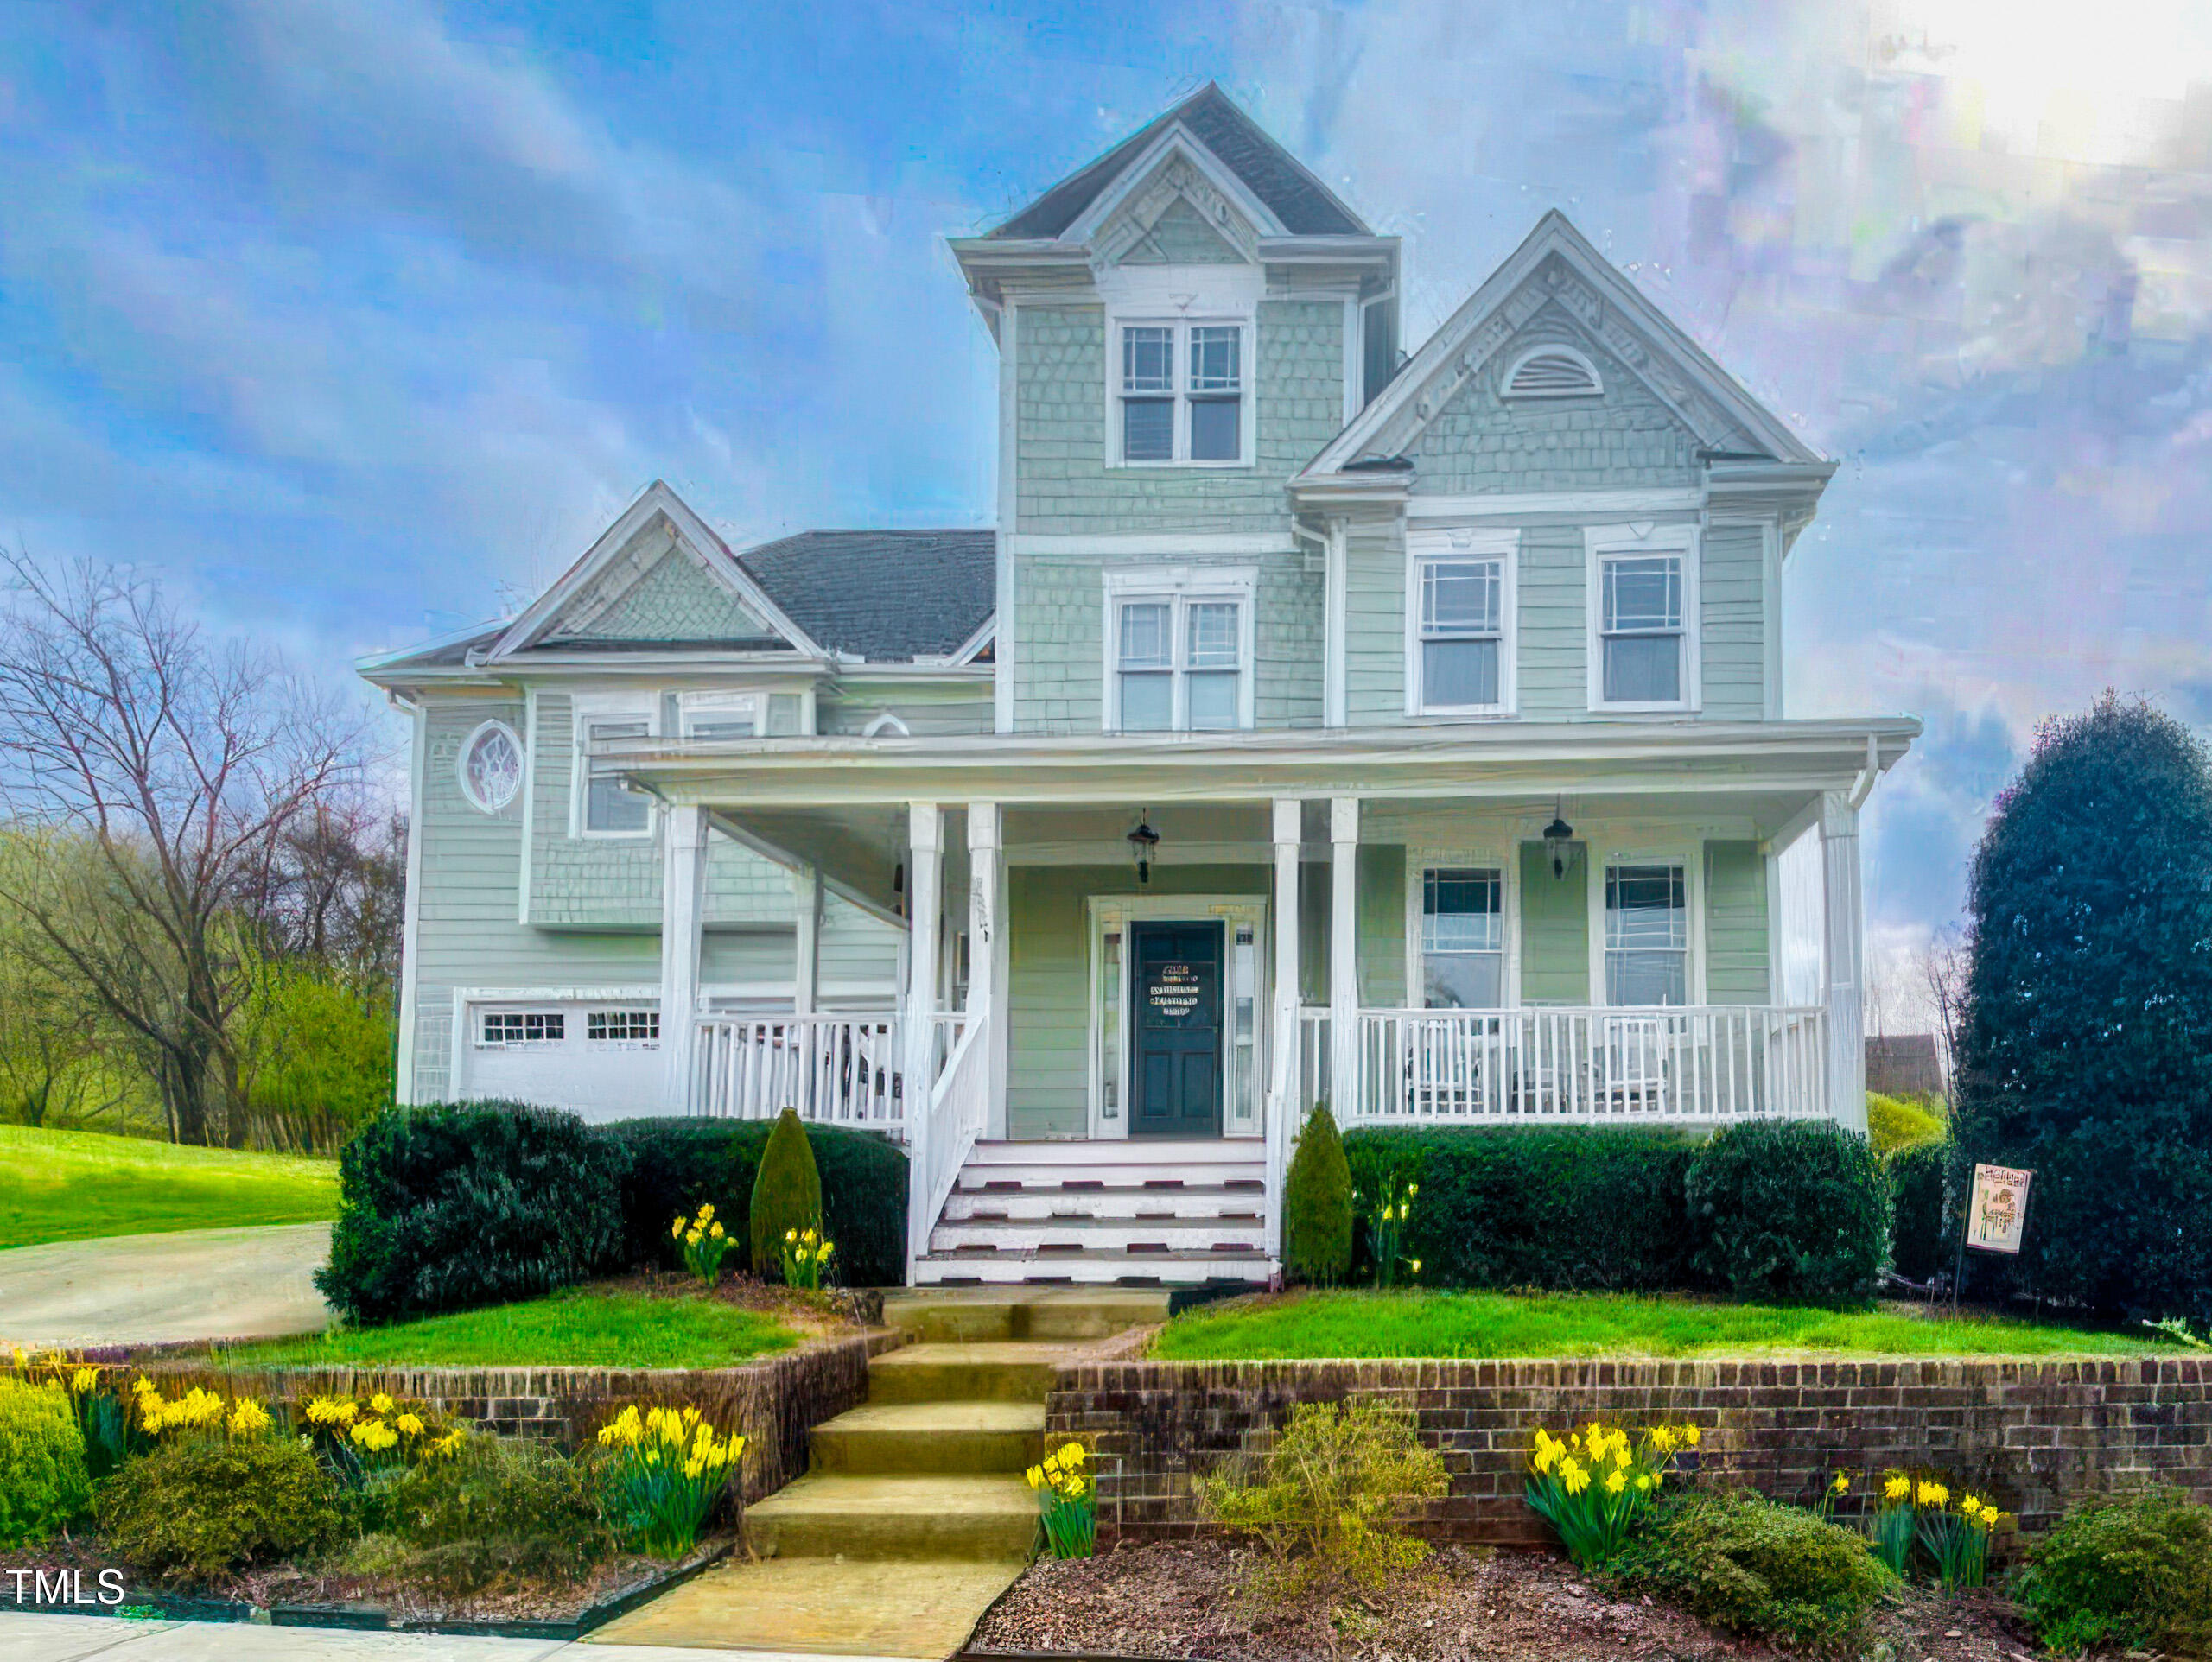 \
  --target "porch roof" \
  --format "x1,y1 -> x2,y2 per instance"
598,717 -> 1919,811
